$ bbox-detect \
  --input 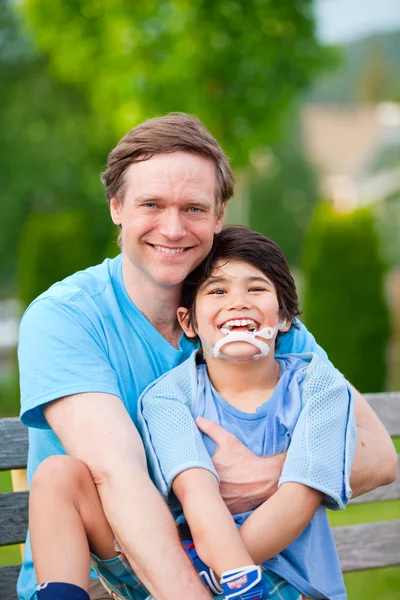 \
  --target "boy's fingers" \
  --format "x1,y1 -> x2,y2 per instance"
196,416 -> 233,447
